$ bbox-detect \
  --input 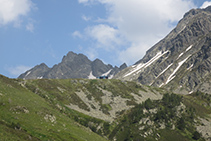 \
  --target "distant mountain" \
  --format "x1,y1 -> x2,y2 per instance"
115,6 -> 211,94
19,51 -> 127,79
